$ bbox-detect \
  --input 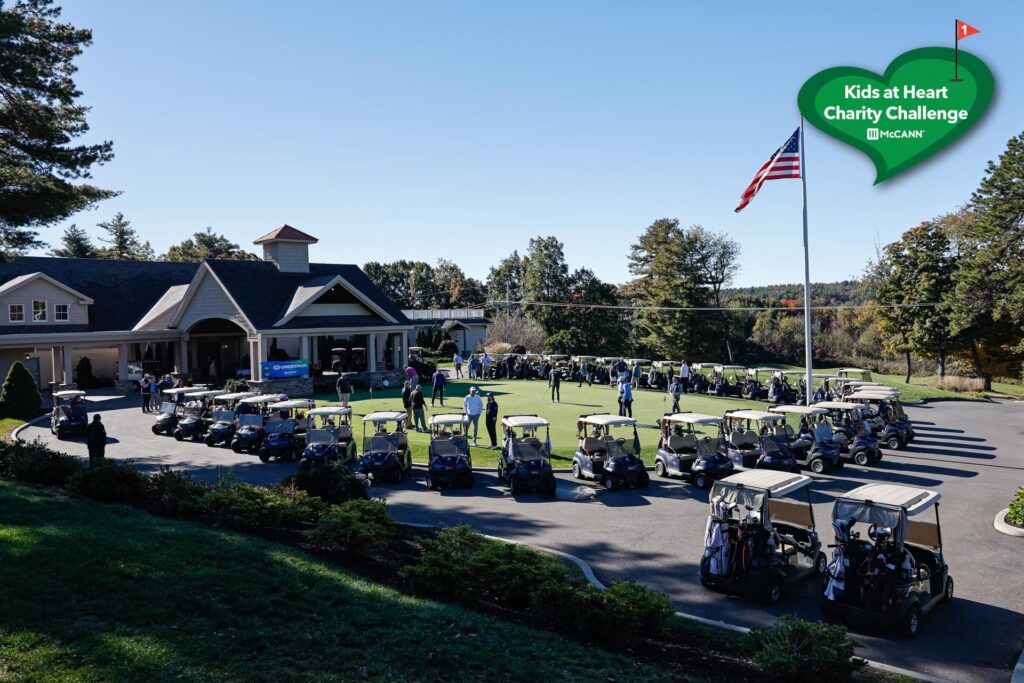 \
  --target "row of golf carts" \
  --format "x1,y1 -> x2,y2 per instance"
700,470 -> 951,637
